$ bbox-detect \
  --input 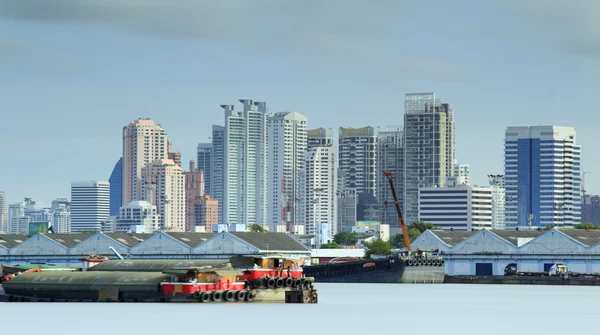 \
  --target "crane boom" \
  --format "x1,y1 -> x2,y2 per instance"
384,171 -> 411,251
